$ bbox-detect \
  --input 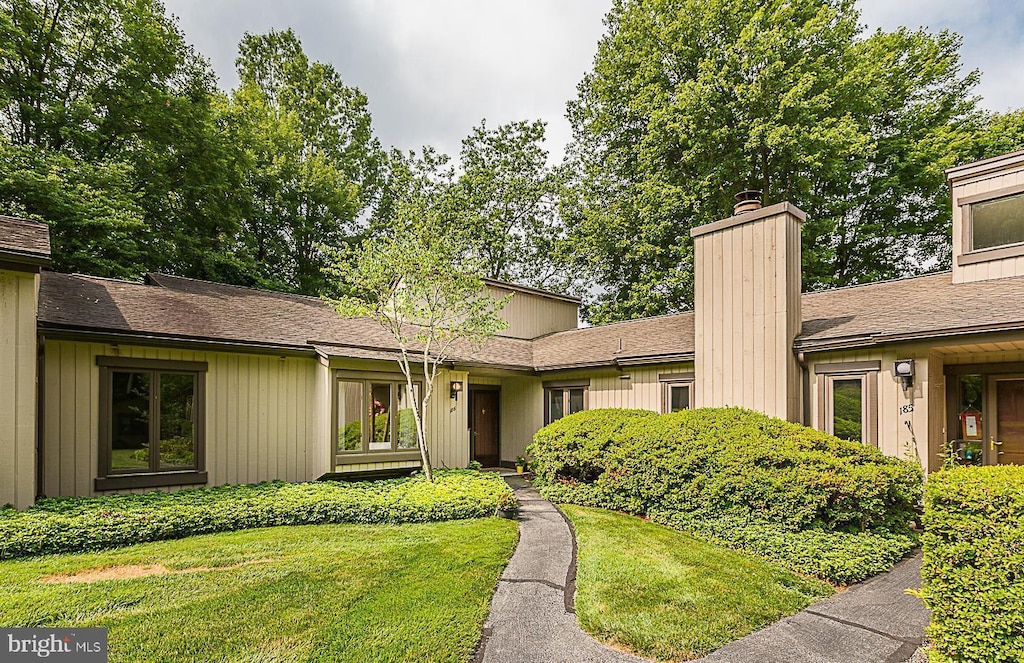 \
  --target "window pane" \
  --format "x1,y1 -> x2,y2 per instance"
370,383 -> 392,450
396,383 -> 420,450
972,192 -> 1024,250
568,388 -> 585,414
832,378 -> 863,443
337,381 -> 363,453
110,371 -> 151,471
670,385 -> 690,412
159,373 -> 196,469
548,389 -> 564,423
